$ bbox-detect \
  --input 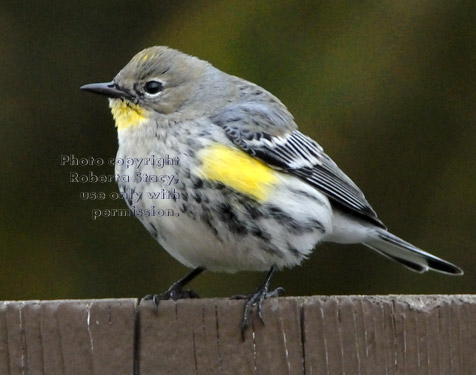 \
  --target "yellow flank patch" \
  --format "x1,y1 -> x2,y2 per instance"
198,144 -> 278,201
109,99 -> 148,131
